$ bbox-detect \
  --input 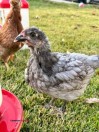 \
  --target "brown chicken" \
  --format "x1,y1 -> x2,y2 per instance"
0,0 -> 24,70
